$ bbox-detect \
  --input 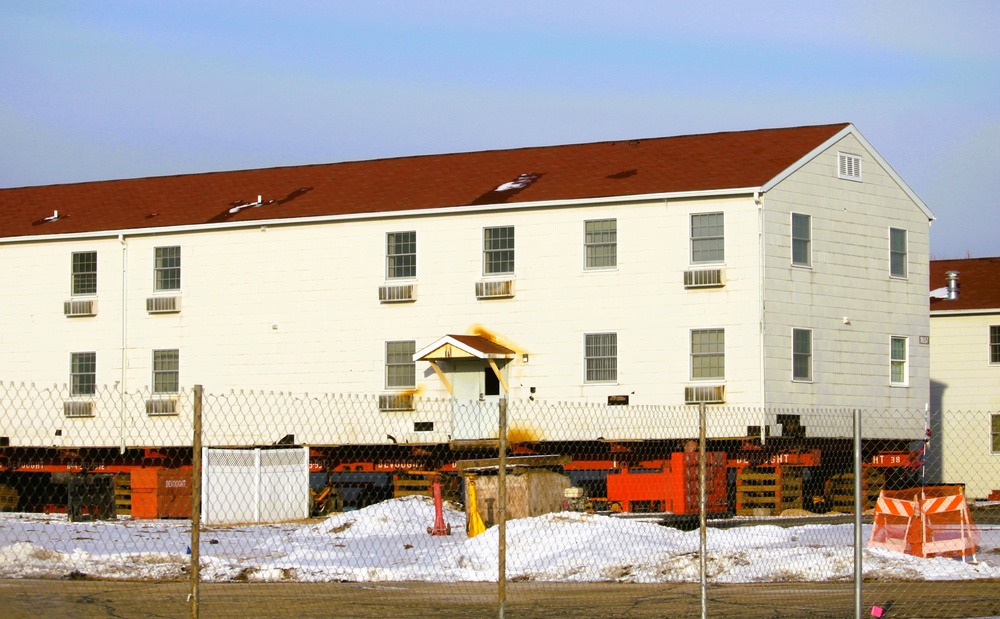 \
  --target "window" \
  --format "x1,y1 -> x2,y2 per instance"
584,219 -> 617,269
71,252 -> 97,296
838,152 -> 862,181
691,329 -> 725,380
154,246 -> 181,291
70,352 -> 96,396
385,341 -> 416,389
889,228 -> 907,278
991,326 -> 1000,364
691,213 -> 724,263
792,328 -> 812,381
992,414 -> 1000,454
386,231 -> 416,279
483,226 -> 514,275
890,336 -> 908,385
585,333 -> 617,382
791,213 -> 811,267
152,349 -> 179,394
